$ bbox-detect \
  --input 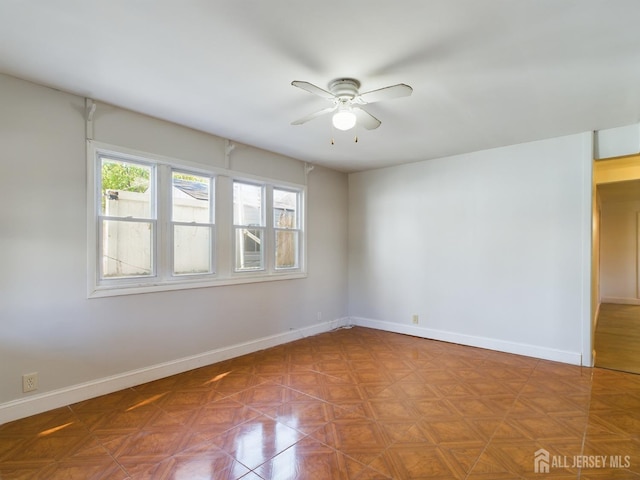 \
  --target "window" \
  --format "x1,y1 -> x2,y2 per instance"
172,171 -> 214,275
97,157 -> 216,282
99,157 -> 155,279
233,181 -> 265,272
88,142 -> 305,297
274,188 -> 301,270
233,181 -> 303,274
92,147 -> 216,294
